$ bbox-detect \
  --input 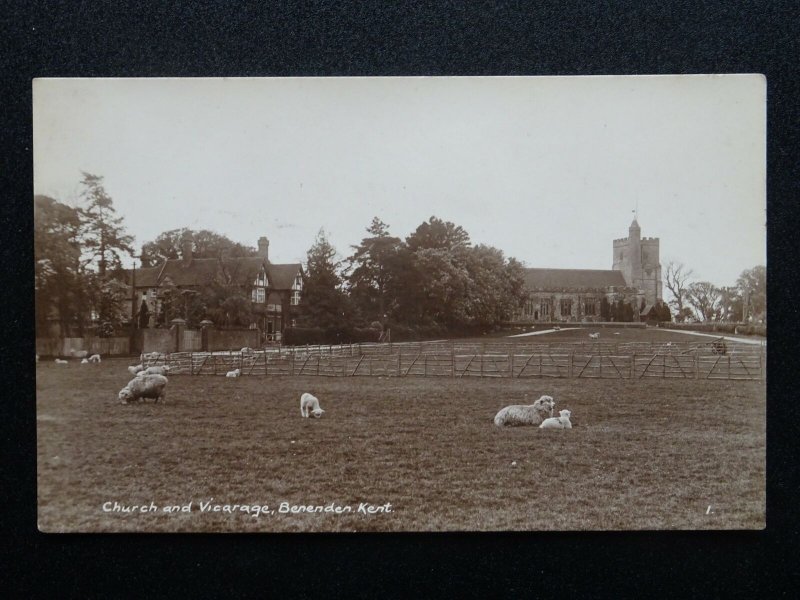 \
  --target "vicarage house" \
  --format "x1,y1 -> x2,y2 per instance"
124,232 -> 303,342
